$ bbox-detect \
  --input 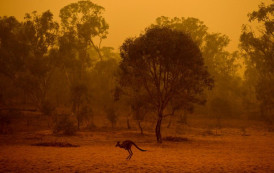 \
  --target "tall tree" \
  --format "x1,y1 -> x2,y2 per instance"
0,16 -> 26,105
119,27 -> 213,143
154,16 -> 242,120
58,0 -> 109,128
59,0 -> 109,61
240,1 -> 274,123
59,0 -> 109,86
0,11 -> 59,111
20,11 -> 59,110
0,16 -> 25,79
